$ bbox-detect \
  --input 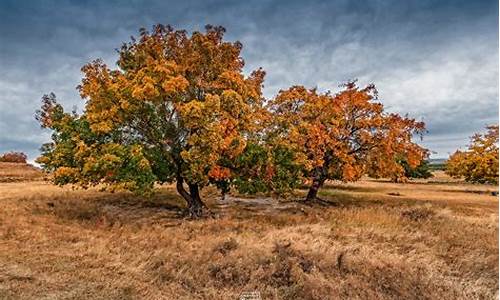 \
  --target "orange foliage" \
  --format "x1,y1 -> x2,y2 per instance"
446,125 -> 498,184
269,81 -> 426,199
77,25 -> 266,185
37,24 -> 269,216
208,165 -> 231,180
